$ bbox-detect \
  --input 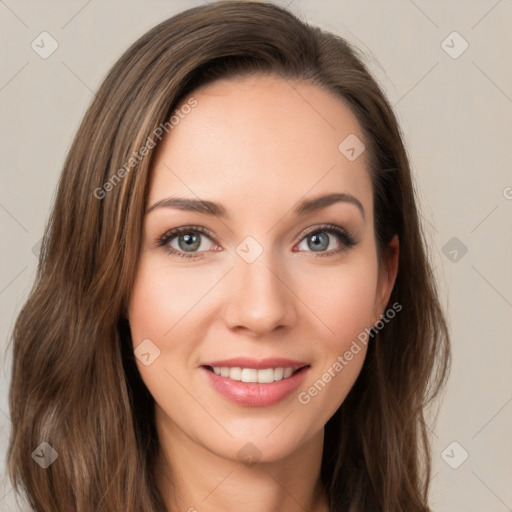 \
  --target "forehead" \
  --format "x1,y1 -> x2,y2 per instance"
148,74 -> 372,220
